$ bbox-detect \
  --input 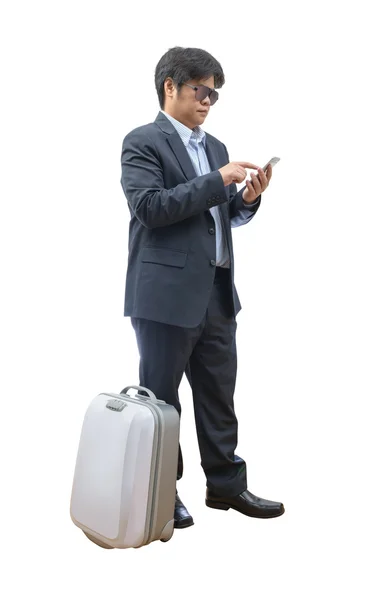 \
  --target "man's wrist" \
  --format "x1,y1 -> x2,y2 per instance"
242,190 -> 260,207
